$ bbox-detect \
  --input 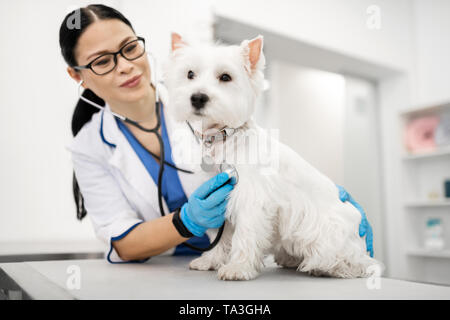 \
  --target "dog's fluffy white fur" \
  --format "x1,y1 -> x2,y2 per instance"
164,33 -> 383,280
